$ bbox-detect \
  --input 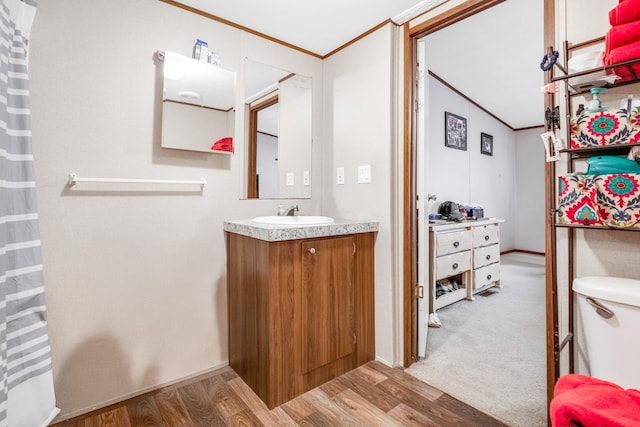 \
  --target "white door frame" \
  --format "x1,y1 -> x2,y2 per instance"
416,37 -> 429,358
